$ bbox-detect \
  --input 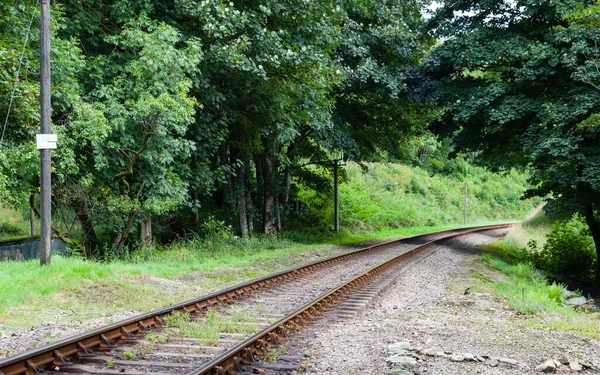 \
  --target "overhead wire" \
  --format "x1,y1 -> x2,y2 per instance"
1,0 -> 40,147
